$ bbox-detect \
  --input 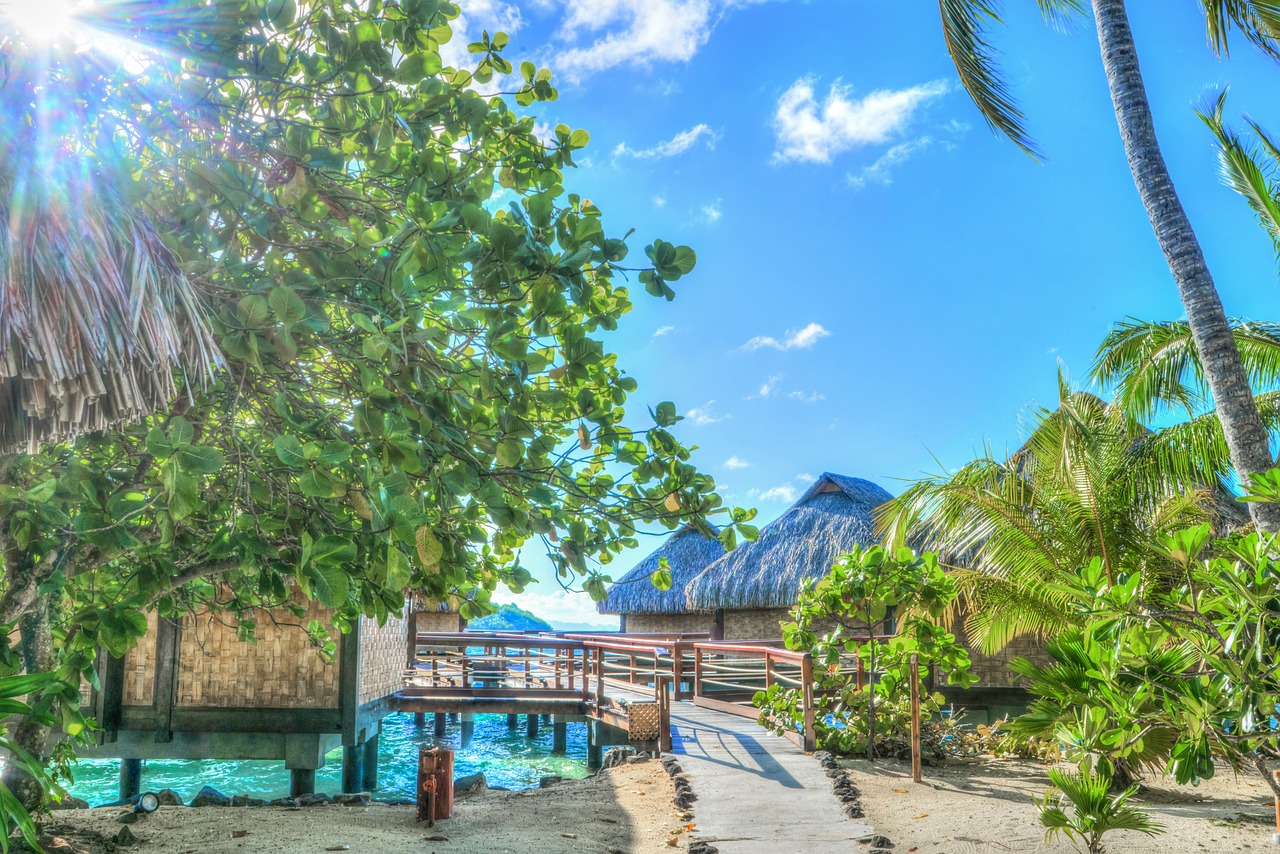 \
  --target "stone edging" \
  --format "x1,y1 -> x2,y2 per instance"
813,751 -> 895,852
660,754 -> 716,854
